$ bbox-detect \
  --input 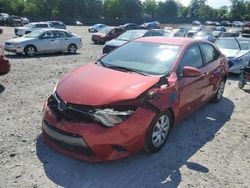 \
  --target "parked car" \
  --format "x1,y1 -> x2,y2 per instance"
14,22 -> 53,36
0,13 -> 9,25
220,32 -> 239,38
21,17 -> 30,25
212,30 -> 224,38
48,21 -> 66,30
8,15 -> 23,27
138,21 -> 160,29
187,26 -> 202,37
0,45 -> 10,76
119,23 -> 138,30
214,26 -> 226,32
193,31 -> 217,43
232,21 -> 244,27
241,23 -> 250,38
88,24 -> 107,33
205,21 -> 213,25
5,29 -> 82,57
216,37 -> 250,73
221,21 -> 232,27
103,29 -> 169,54
42,37 -> 228,162
168,29 -> 187,37
192,20 -> 201,26
75,21 -> 83,26
0,28 -> 2,34
91,27 -> 125,44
